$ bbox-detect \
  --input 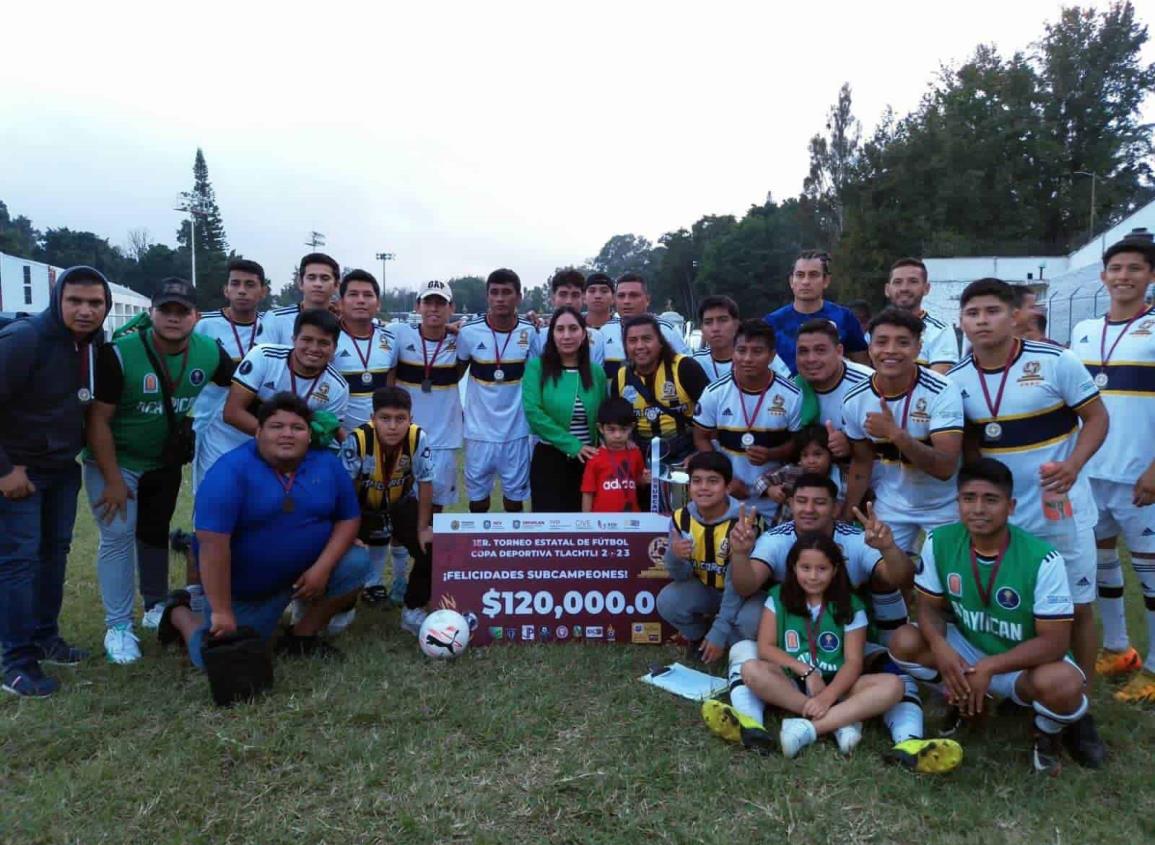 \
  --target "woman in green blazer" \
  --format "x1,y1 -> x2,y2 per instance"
522,306 -> 606,511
